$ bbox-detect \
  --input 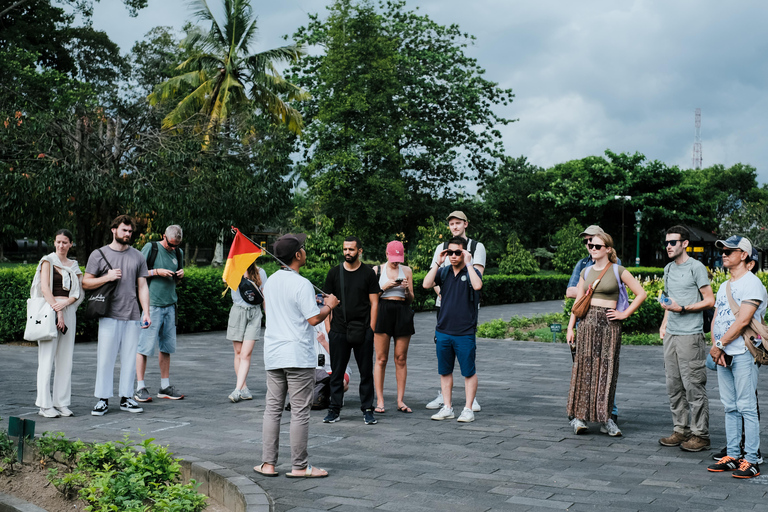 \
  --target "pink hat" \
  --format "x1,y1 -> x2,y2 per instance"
386,240 -> 405,263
